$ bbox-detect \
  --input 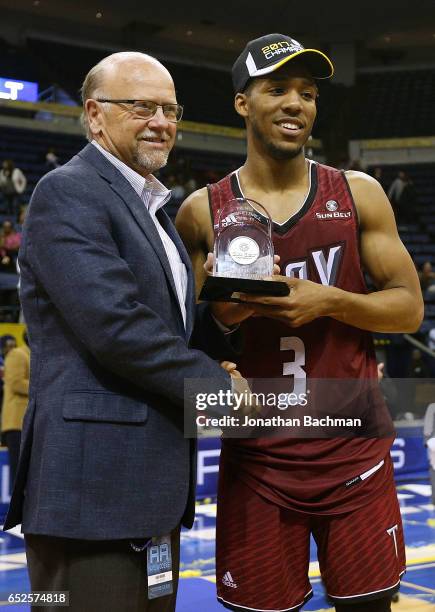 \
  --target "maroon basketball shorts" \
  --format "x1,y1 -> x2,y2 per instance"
216,465 -> 405,611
